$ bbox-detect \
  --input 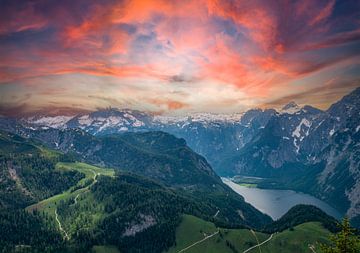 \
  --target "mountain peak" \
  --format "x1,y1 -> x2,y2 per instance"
282,101 -> 299,111
327,87 -> 360,118
280,101 -> 301,114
